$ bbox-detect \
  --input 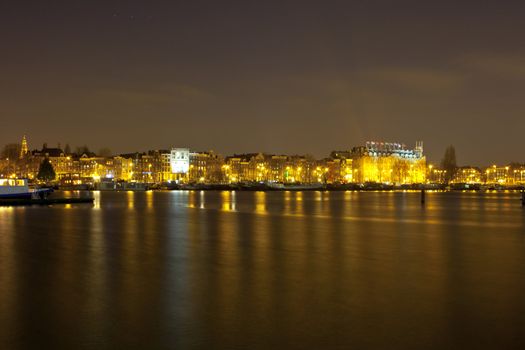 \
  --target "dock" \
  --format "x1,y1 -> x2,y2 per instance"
0,197 -> 94,206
